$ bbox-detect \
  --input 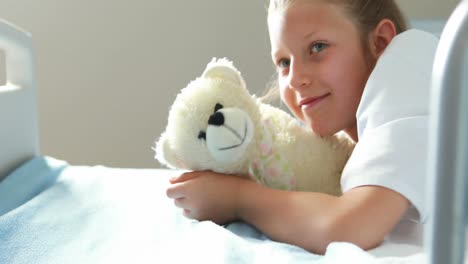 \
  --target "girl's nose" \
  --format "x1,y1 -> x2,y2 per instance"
288,60 -> 311,90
